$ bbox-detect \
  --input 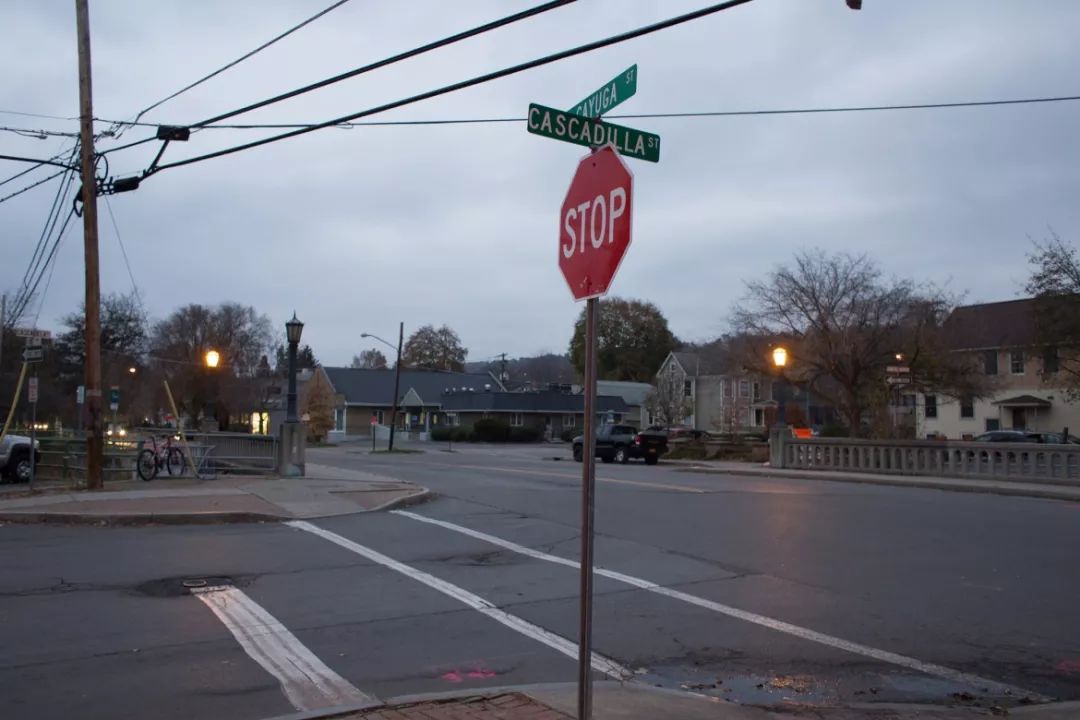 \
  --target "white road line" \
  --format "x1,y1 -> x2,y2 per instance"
286,520 -> 632,681
392,510 -> 1047,700
192,585 -> 374,711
